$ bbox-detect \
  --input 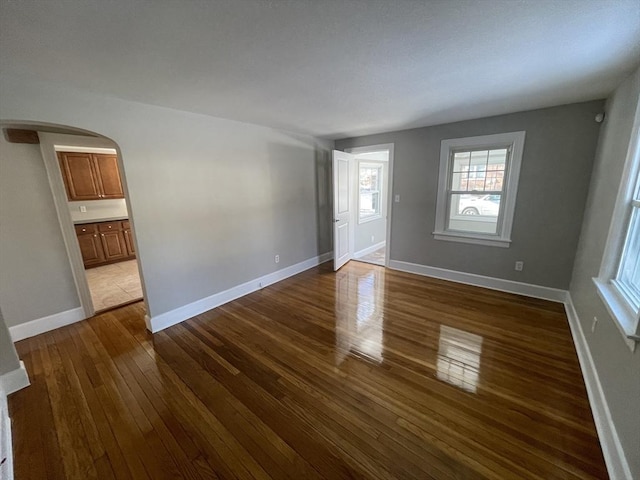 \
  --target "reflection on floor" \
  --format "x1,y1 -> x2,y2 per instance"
437,325 -> 483,393
10,261 -> 608,479
355,245 -> 386,265
85,259 -> 142,311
